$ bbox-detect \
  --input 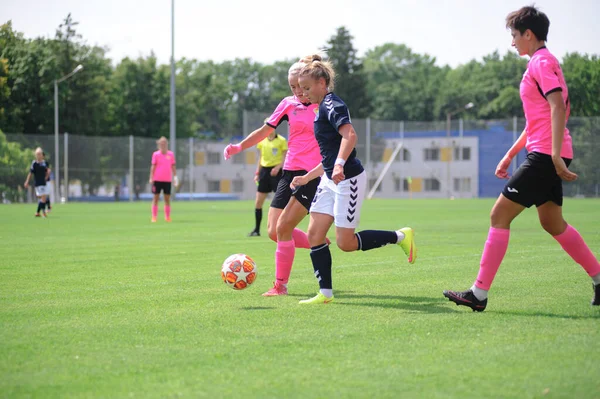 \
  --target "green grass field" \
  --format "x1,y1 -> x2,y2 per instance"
1,199 -> 599,398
